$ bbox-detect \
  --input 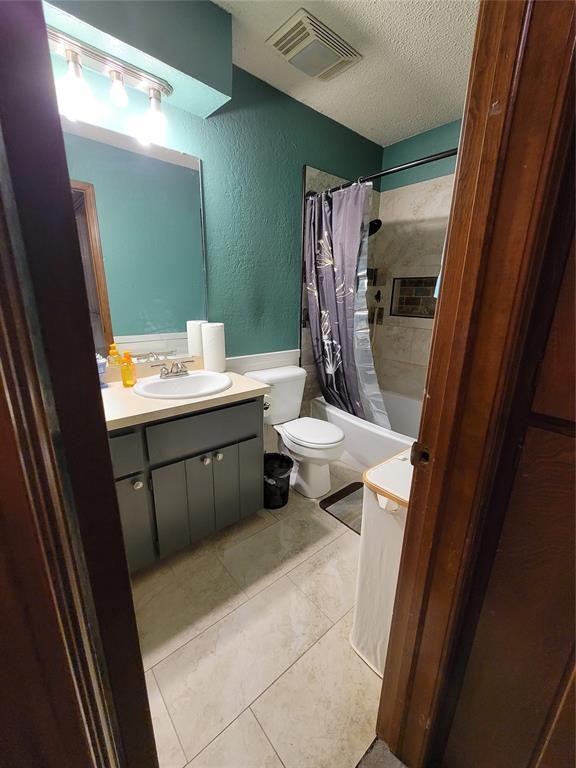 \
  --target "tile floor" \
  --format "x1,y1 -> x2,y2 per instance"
321,485 -> 365,533
133,461 -> 380,768
356,739 -> 406,768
